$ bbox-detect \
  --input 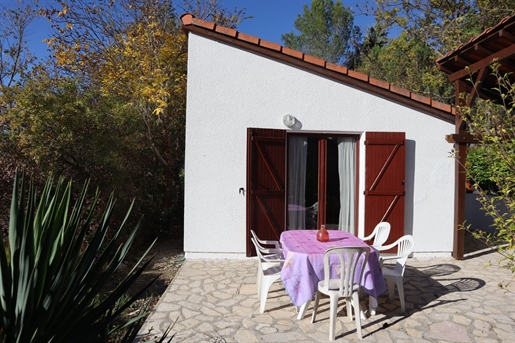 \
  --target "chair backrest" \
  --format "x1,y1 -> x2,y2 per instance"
250,237 -> 266,263
372,222 -> 391,247
322,246 -> 370,297
251,237 -> 281,264
250,230 -> 261,245
392,235 -> 415,275
250,230 -> 282,255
